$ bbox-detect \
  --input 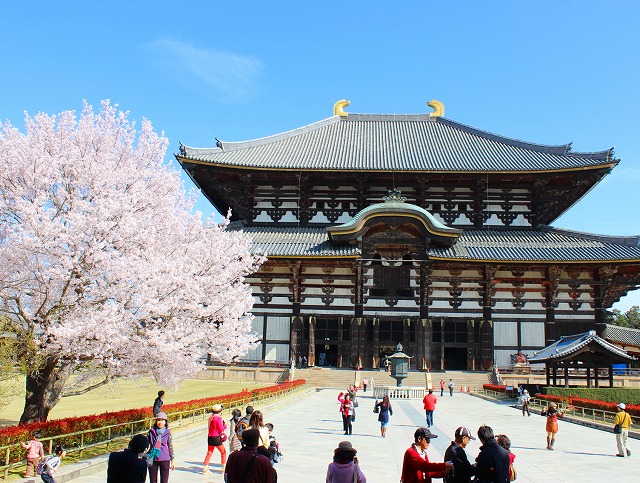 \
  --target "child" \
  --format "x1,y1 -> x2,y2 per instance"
39,445 -> 66,483
265,423 -> 282,464
21,430 -> 45,478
